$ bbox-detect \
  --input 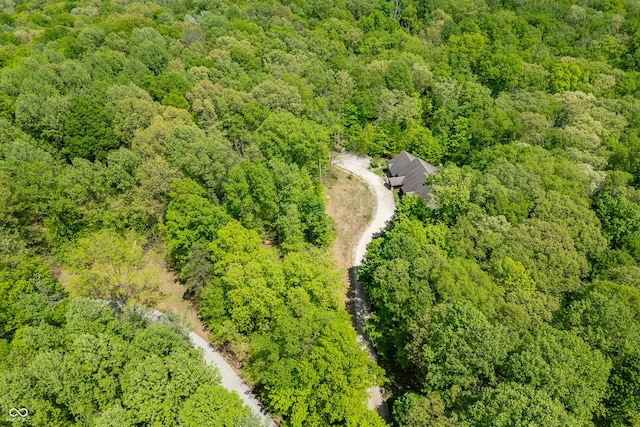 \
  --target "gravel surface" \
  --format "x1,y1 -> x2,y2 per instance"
333,152 -> 395,420
189,333 -> 275,426
146,309 -> 274,426
149,152 -> 394,425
